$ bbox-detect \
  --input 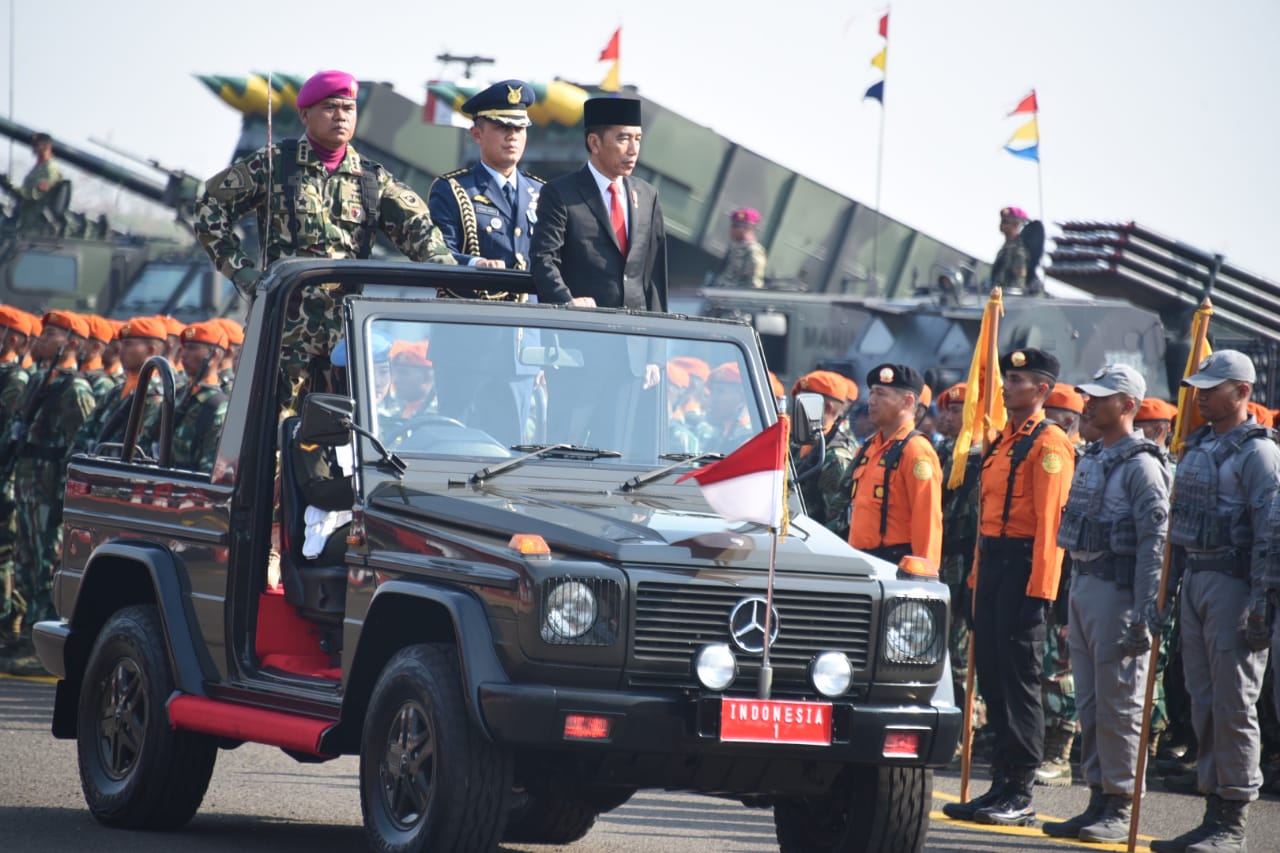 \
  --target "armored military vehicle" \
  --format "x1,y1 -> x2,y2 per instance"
0,116 -> 239,319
